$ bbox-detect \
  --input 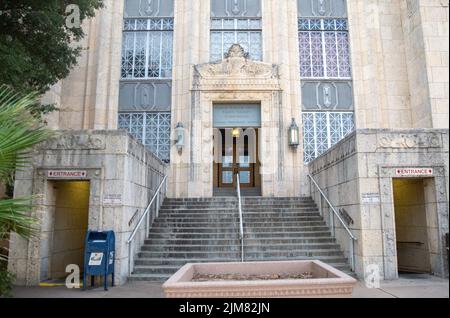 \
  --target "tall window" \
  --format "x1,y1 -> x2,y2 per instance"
302,112 -> 354,163
118,112 -> 171,161
298,0 -> 355,164
121,18 -> 174,79
210,0 -> 262,61
210,18 -> 262,61
298,18 -> 351,79
119,0 -> 174,163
